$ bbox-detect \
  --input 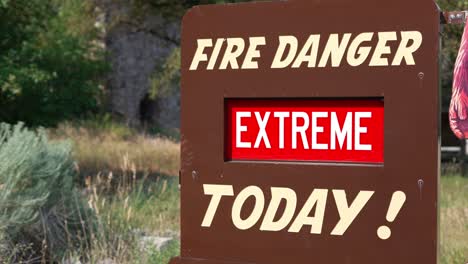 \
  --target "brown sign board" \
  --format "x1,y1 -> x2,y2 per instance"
172,0 -> 440,263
